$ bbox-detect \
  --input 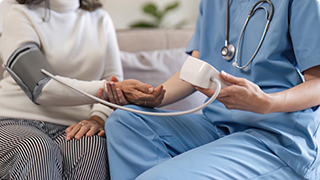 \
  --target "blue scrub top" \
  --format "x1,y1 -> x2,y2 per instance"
186,0 -> 320,179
